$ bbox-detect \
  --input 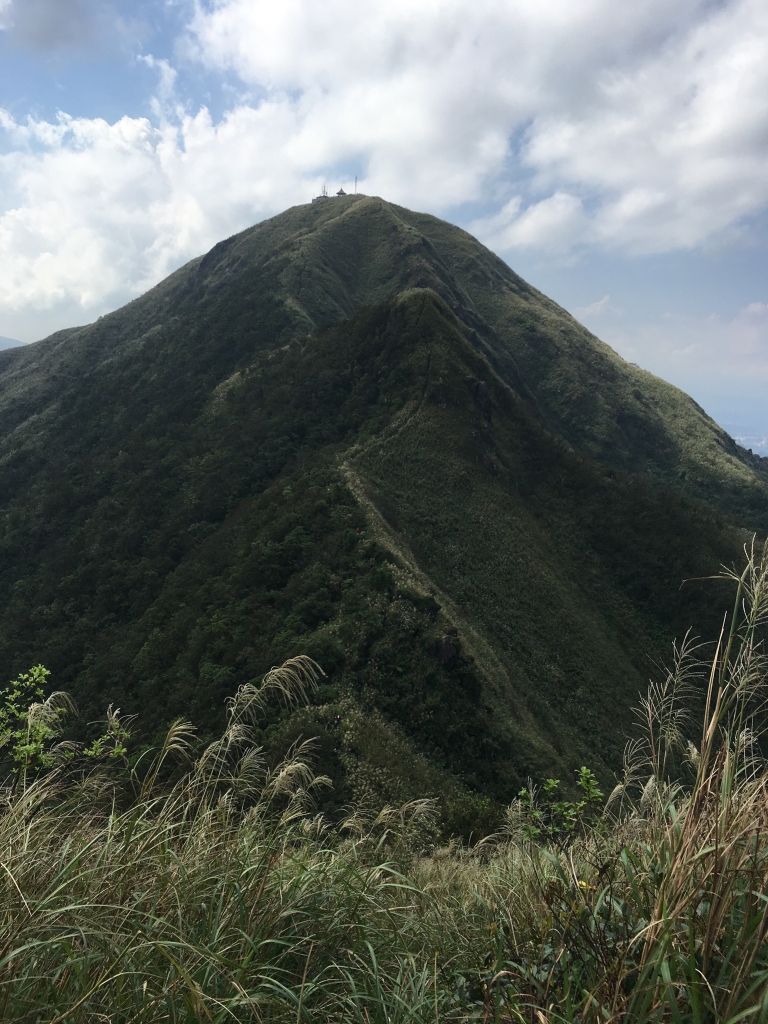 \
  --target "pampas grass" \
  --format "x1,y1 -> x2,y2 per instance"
2,550 -> 768,1021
